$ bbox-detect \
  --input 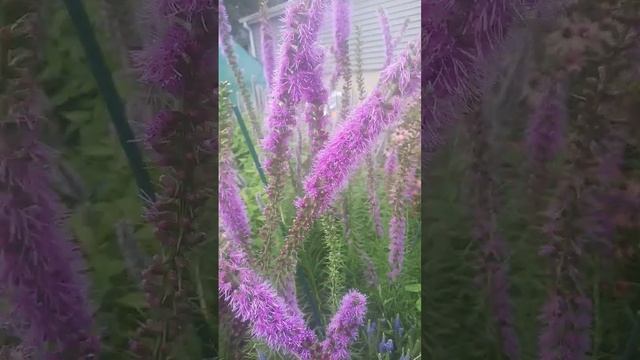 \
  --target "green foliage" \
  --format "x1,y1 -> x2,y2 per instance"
38,2 -> 156,358
321,215 -> 346,312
